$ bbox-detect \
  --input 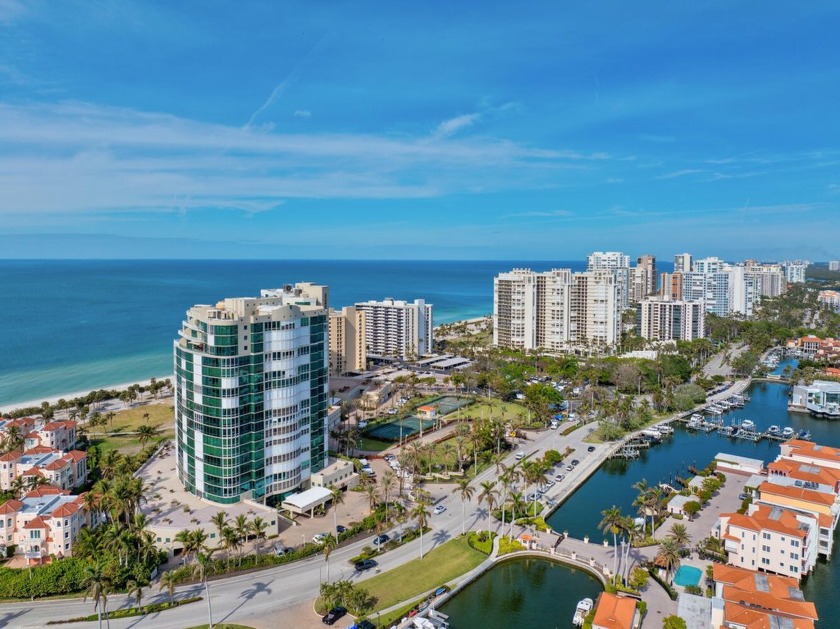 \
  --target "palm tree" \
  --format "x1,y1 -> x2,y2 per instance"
656,537 -> 682,581
363,482 -> 379,515
667,522 -> 691,548
83,561 -> 111,629
250,516 -> 268,560
380,470 -> 396,525
210,511 -> 228,542
599,506 -> 624,578
322,533 -> 338,582
136,424 -> 160,448
452,479 -> 475,536
159,570 -> 177,605
477,480 -> 499,537
234,514 -> 249,565
507,491 -> 526,539
10,475 -> 26,499
221,526 -> 240,568
329,484 -> 345,535
412,498 -> 431,559
194,550 -> 215,629
127,578 -> 147,613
